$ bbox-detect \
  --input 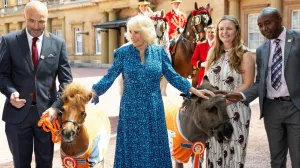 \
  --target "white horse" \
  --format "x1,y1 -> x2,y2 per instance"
151,9 -> 170,96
